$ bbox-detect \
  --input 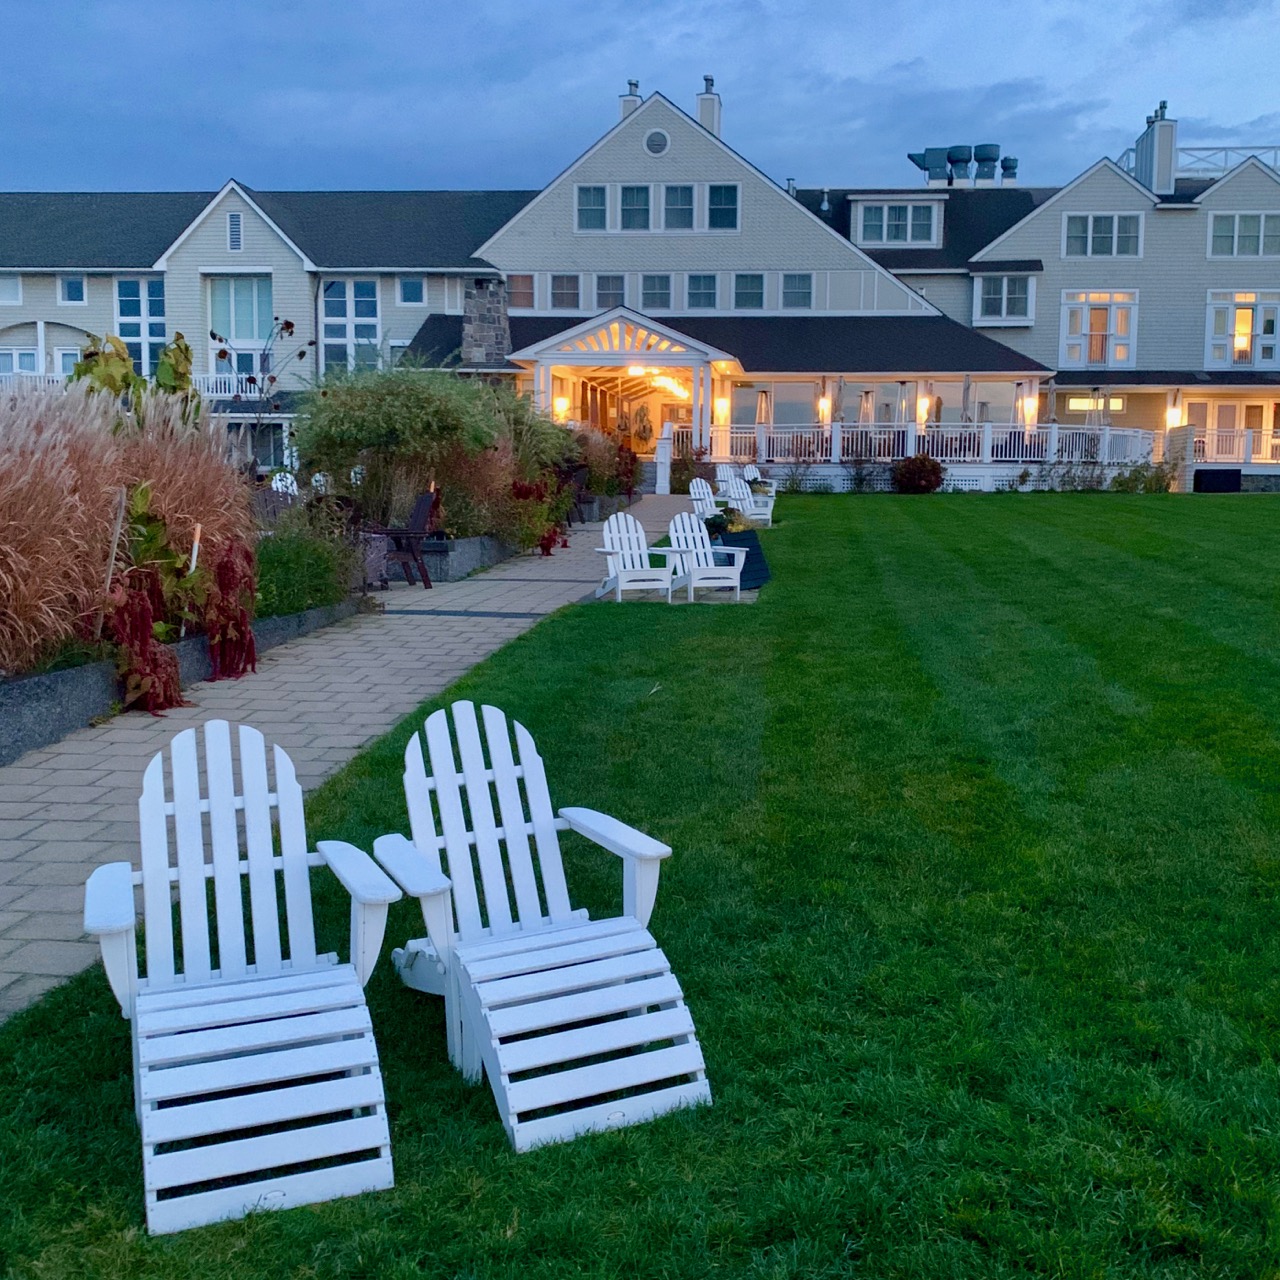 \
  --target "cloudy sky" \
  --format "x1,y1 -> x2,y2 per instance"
4,0 -> 1278,192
